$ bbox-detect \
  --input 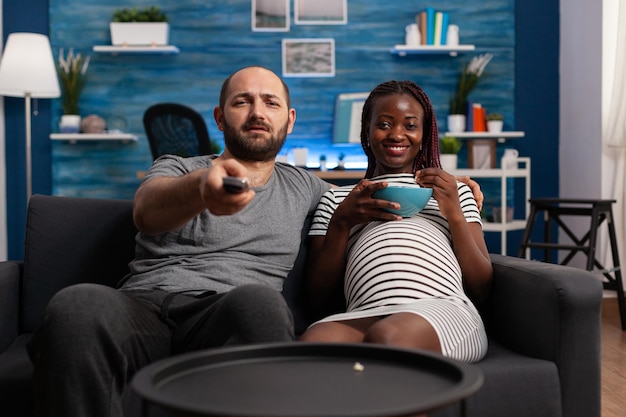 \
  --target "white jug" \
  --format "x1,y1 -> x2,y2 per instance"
502,148 -> 519,170
446,24 -> 459,46
405,23 -> 420,46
